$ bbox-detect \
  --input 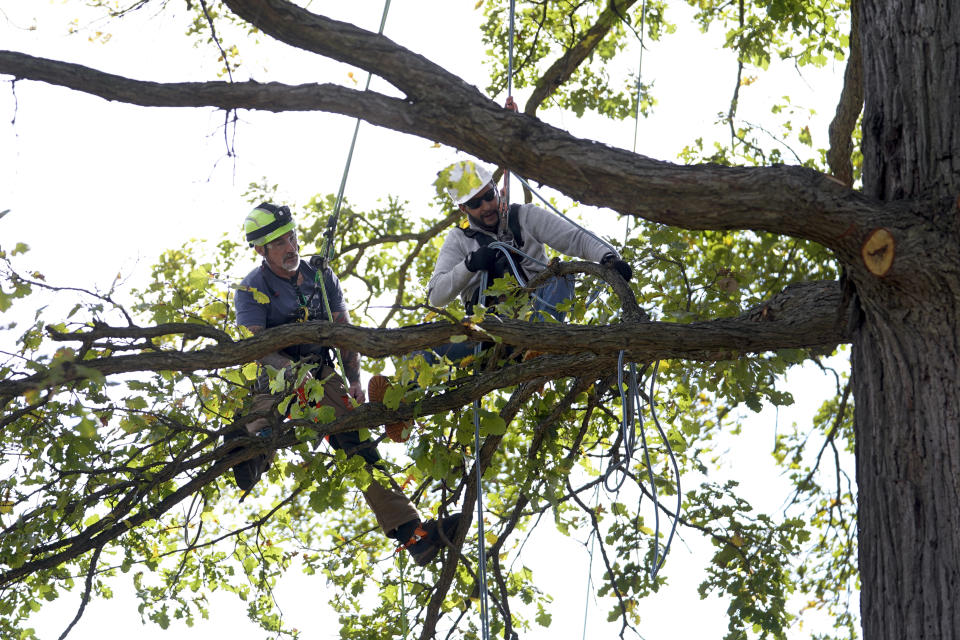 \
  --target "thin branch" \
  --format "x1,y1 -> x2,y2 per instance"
57,546 -> 102,640
523,0 -> 641,116
826,0 -> 863,186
